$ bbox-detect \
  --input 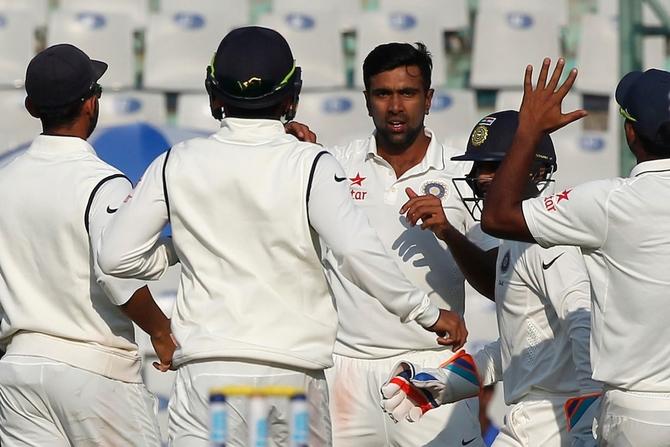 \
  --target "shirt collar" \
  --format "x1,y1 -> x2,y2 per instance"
365,127 -> 445,173
27,134 -> 97,156
214,117 -> 287,142
629,158 -> 670,177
